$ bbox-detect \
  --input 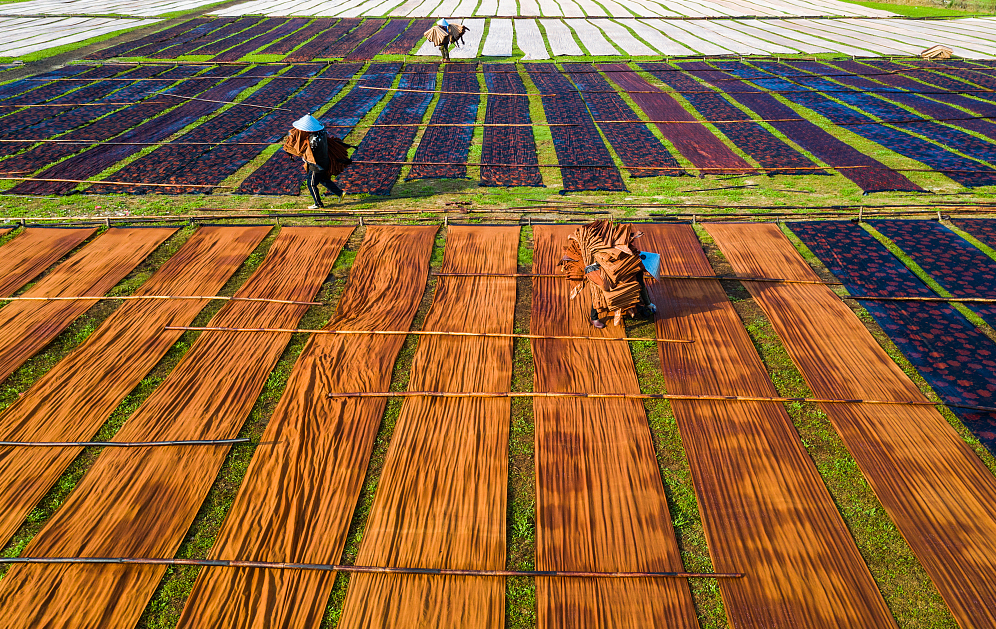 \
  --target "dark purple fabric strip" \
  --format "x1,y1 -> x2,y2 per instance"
609,63 -> 752,174
407,63 -> 478,181
527,63 -> 625,193
212,18 -> 306,62
687,61 -> 922,193
568,64 -> 684,178
337,63 -> 437,195
9,65 -> 245,195
87,18 -> 210,60
345,19 -> 407,60
480,63 -> 542,188
380,19 -> 432,55
285,18 -> 355,62
642,62 -> 821,176
236,62 -> 398,196
259,18 -> 336,55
